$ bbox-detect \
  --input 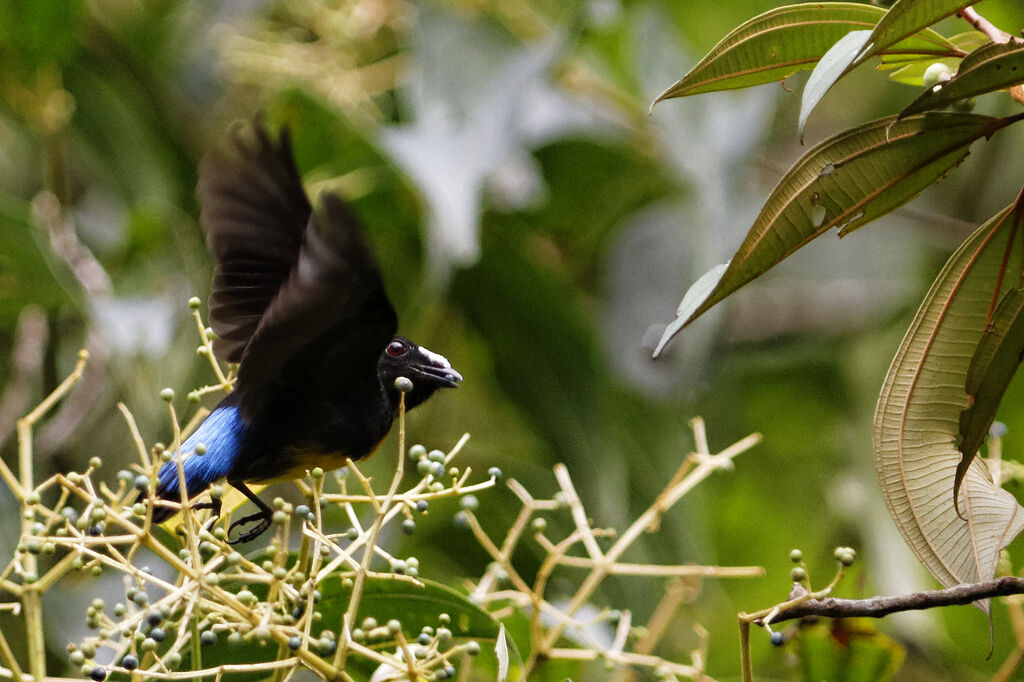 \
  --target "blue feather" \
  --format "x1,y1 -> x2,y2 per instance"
157,405 -> 246,499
